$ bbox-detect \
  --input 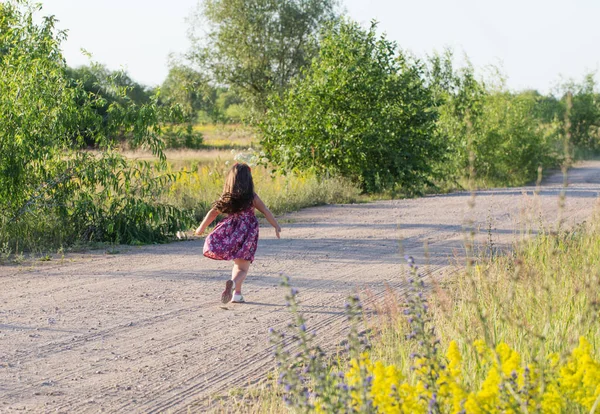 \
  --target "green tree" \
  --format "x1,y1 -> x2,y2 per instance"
214,88 -> 247,122
68,64 -> 151,106
519,89 -> 563,124
432,59 -> 557,186
160,63 -> 214,121
561,73 -> 600,152
259,20 -> 442,194
0,1 -> 191,249
66,64 -> 152,146
188,0 -> 339,112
